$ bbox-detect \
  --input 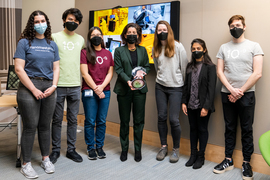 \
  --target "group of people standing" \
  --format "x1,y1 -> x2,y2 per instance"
13,6 -> 263,180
